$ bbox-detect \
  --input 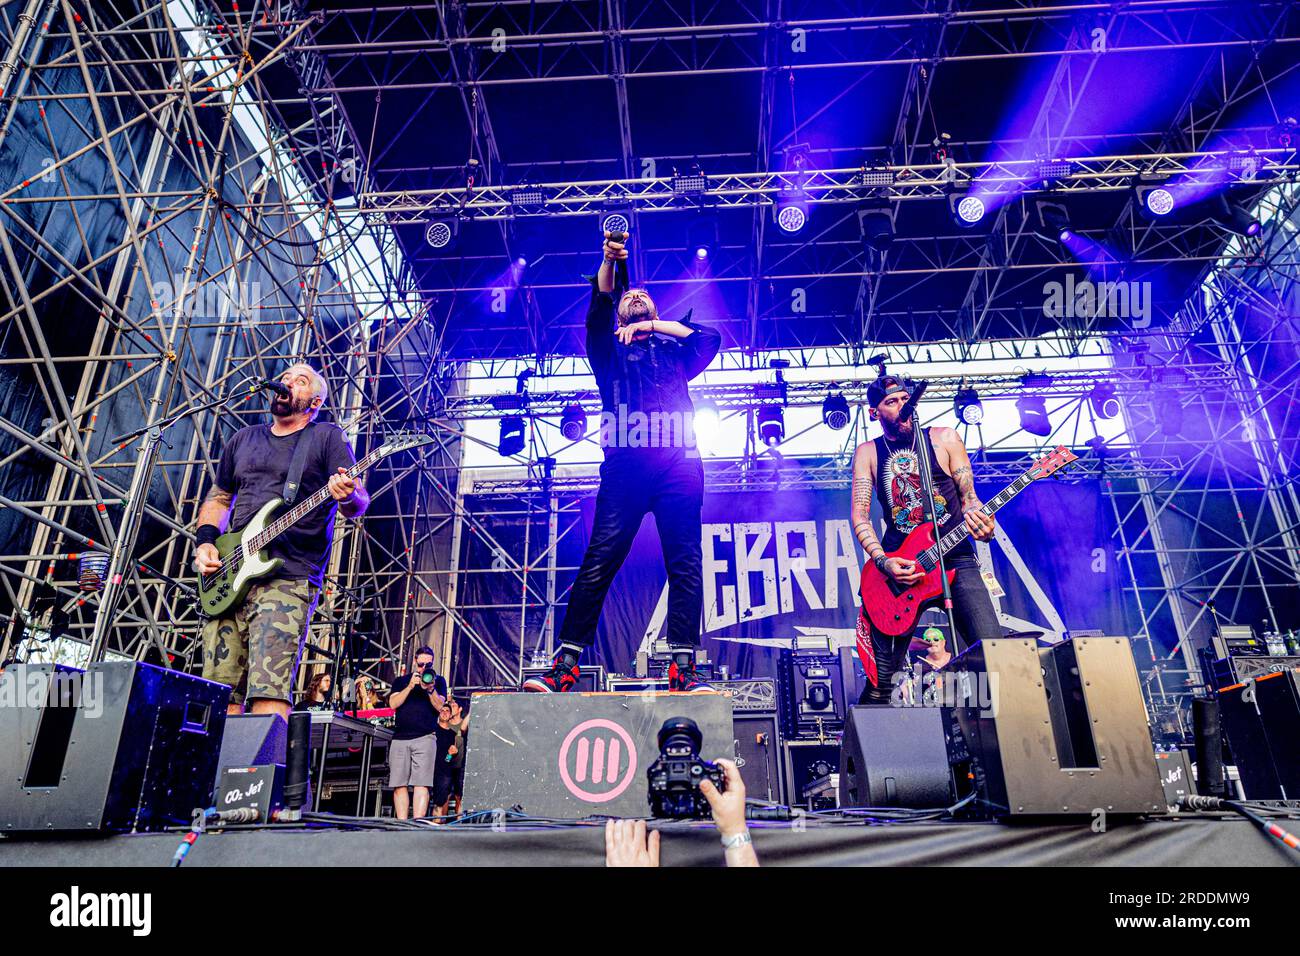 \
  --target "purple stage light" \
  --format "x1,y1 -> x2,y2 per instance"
956,195 -> 986,225
1144,187 -> 1175,217
1246,220 -> 1261,237
775,203 -> 807,234
695,245 -> 709,260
